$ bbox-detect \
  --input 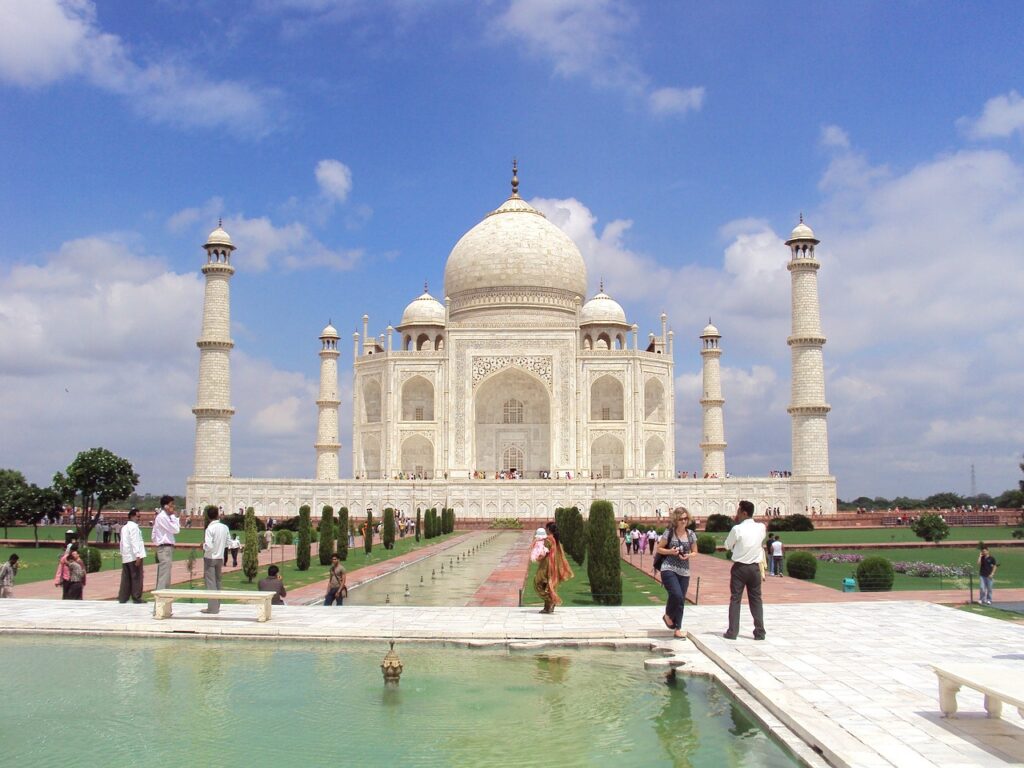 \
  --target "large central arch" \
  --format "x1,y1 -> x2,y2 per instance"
474,368 -> 550,477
